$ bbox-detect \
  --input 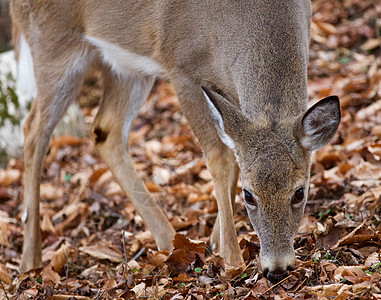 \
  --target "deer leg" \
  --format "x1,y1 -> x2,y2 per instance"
21,49 -> 91,273
91,69 -> 176,251
204,145 -> 242,266
210,156 -> 239,253
175,83 -> 243,267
